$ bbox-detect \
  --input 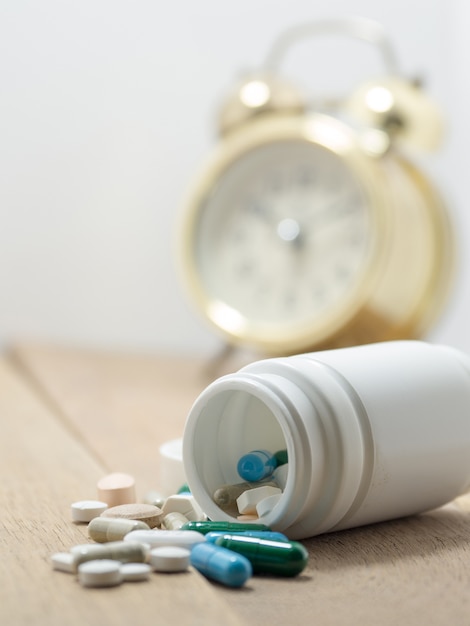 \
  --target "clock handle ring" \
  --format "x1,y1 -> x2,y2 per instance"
263,17 -> 400,77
